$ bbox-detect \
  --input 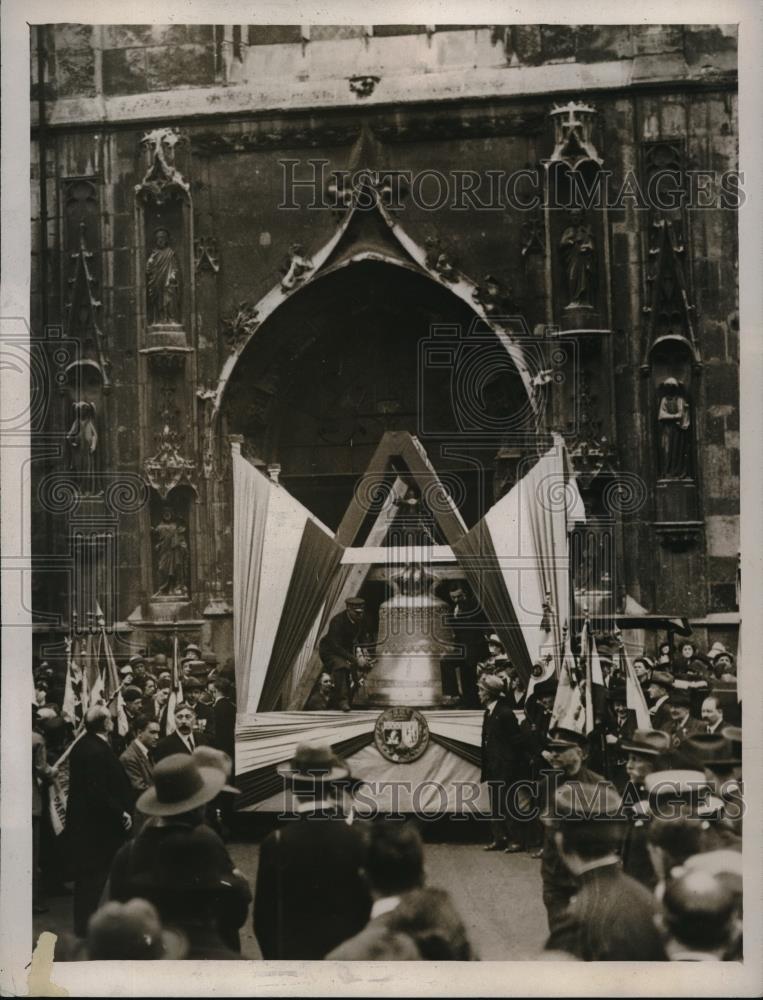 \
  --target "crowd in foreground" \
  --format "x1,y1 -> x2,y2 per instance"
31,635 -> 743,962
